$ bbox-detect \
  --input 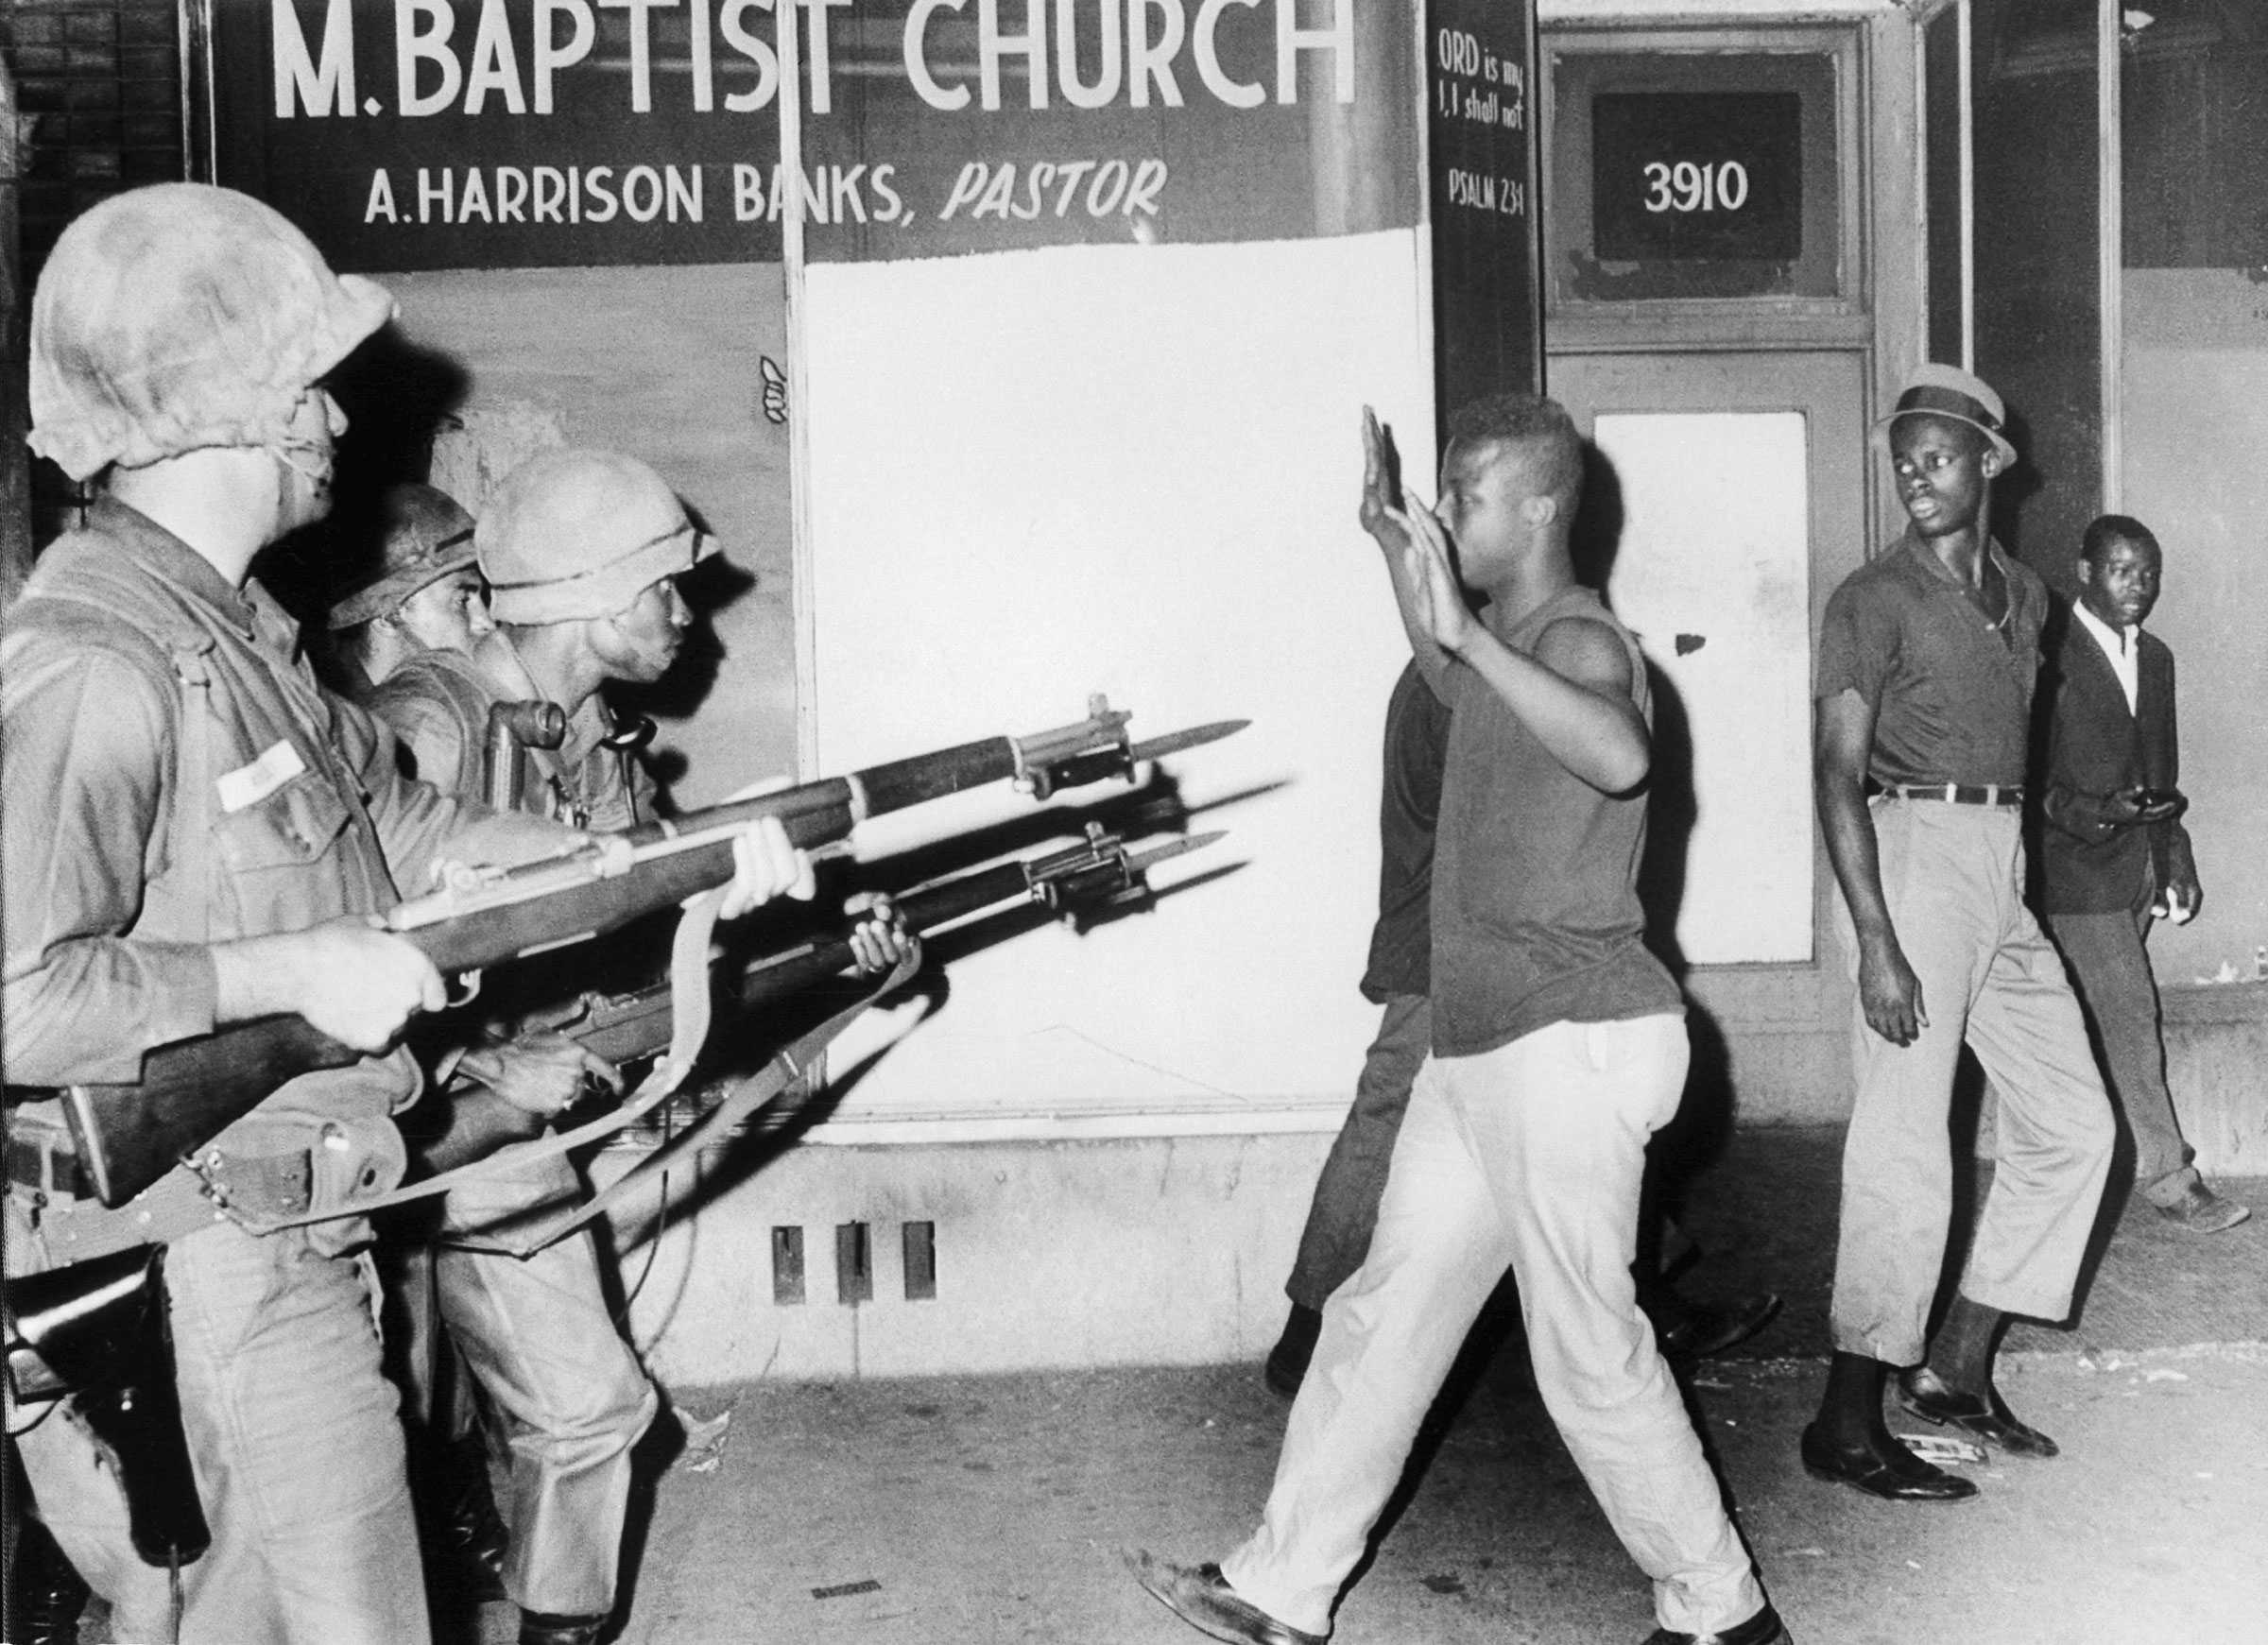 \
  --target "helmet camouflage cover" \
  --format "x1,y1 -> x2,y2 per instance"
28,183 -> 395,481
